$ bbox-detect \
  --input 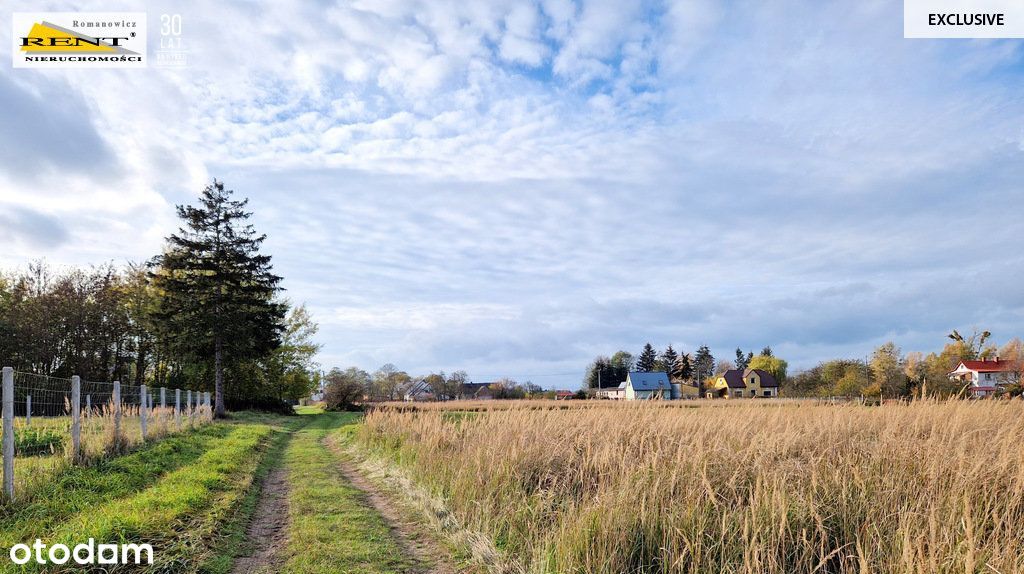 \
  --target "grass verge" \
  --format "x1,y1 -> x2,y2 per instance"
0,412 -> 293,573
